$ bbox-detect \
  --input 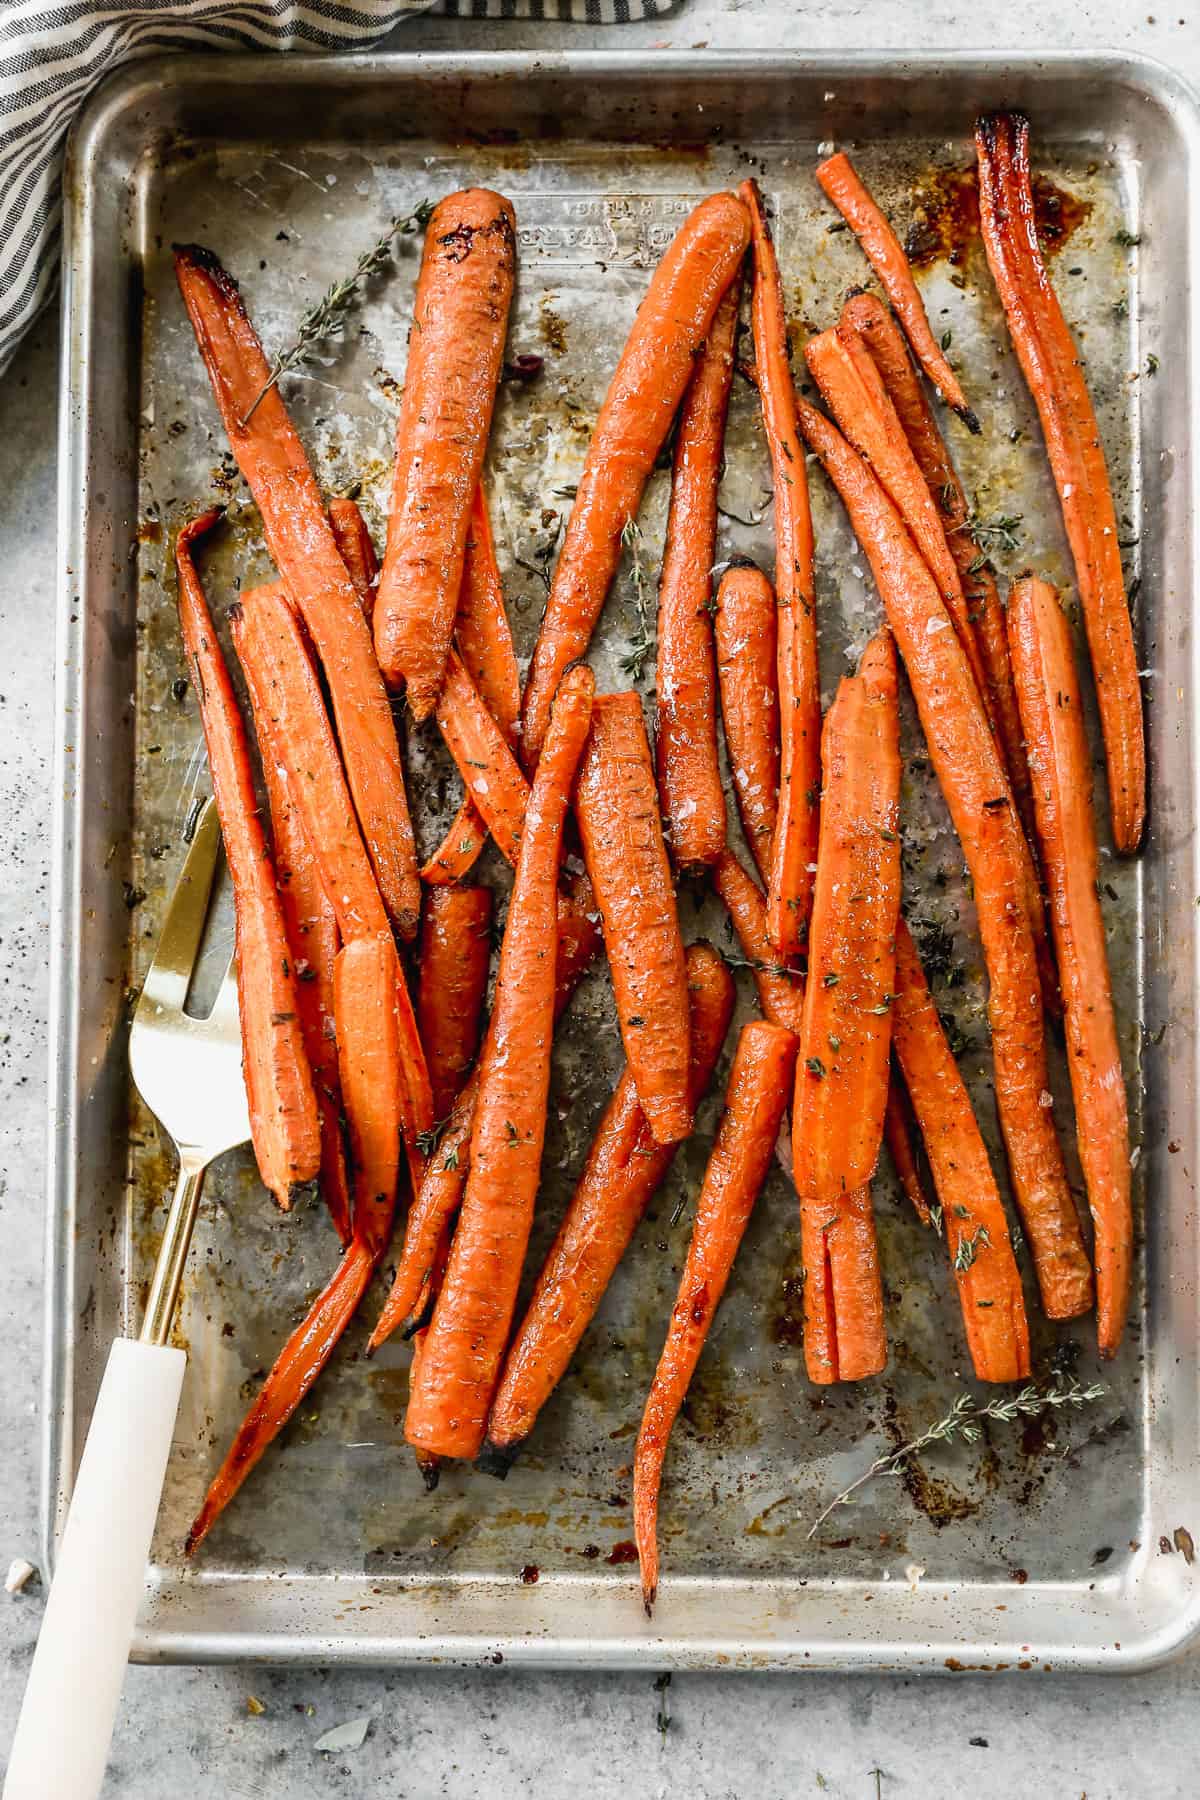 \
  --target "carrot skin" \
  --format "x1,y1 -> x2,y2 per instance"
416,884 -> 493,1122
882,1075 -> 932,1228
374,190 -> 517,718
520,192 -> 751,770
404,666 -> 596,1459
655,275 -> 740,873
435,651 -> 530,868
173,246 -> 420,937
739,179 -> 820,951
892,921 -> 1032,1383
714,562 -> 780,884
1007,577 -> 1132,1354
484,943 -> 735,1463
576,692 -> 693,1145
328,496 -> 379,619
815,151 -> 977,427
174,515 -> 320,1209
634,1020 -> 798,1612
712,849 -> 805,1037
